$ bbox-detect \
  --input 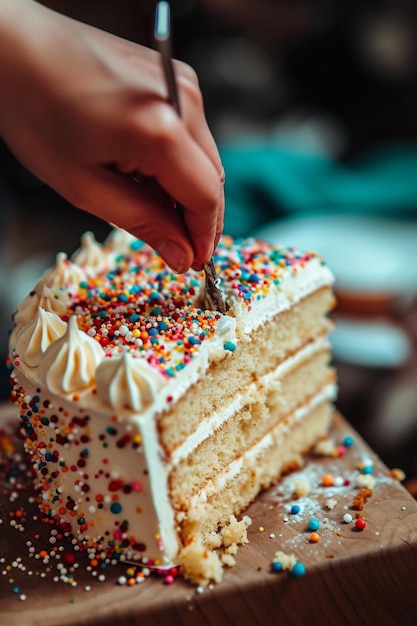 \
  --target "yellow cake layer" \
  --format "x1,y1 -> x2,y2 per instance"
177,398 -> 334,548
169,347 -> 335,504
159,286 -> 335,454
